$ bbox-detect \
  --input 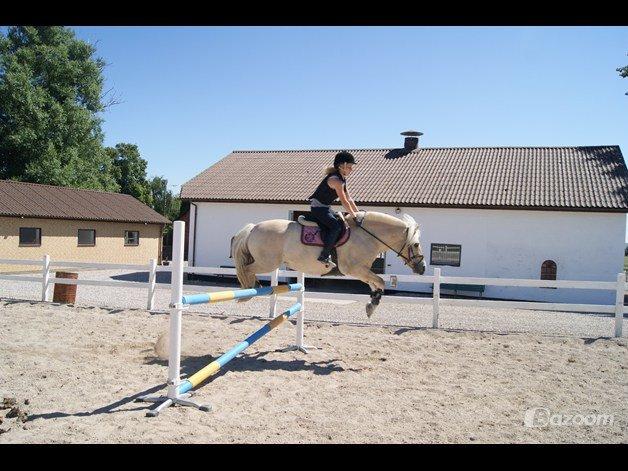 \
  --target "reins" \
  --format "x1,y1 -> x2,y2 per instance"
354,214 -> 417,265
